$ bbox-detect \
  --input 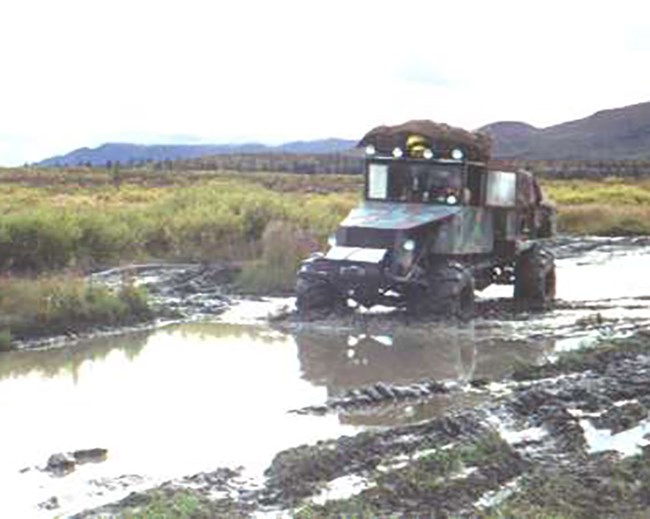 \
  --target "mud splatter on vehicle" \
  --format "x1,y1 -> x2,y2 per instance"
296,121 -> 556,319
